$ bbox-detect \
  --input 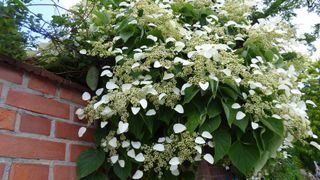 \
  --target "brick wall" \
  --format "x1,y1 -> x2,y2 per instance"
0,62 -> 93,180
